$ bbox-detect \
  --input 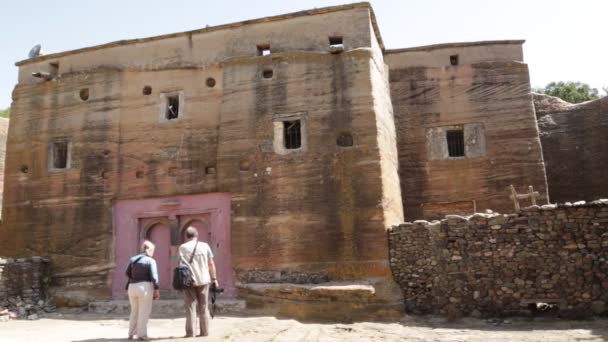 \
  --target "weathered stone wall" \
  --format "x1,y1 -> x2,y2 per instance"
0,118 -> 8,211
386,42 -> 549,221
0,257 -> 50,316
388,201 -> 608,317
1,4 -> 403,314
534,94 -> 608,203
